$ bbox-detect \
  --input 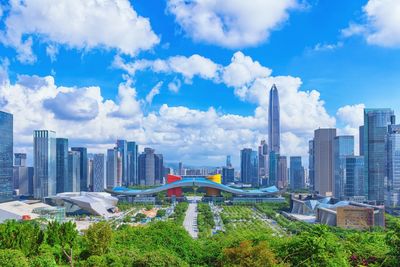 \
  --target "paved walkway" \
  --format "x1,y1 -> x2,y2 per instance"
183,197 -> 200,238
